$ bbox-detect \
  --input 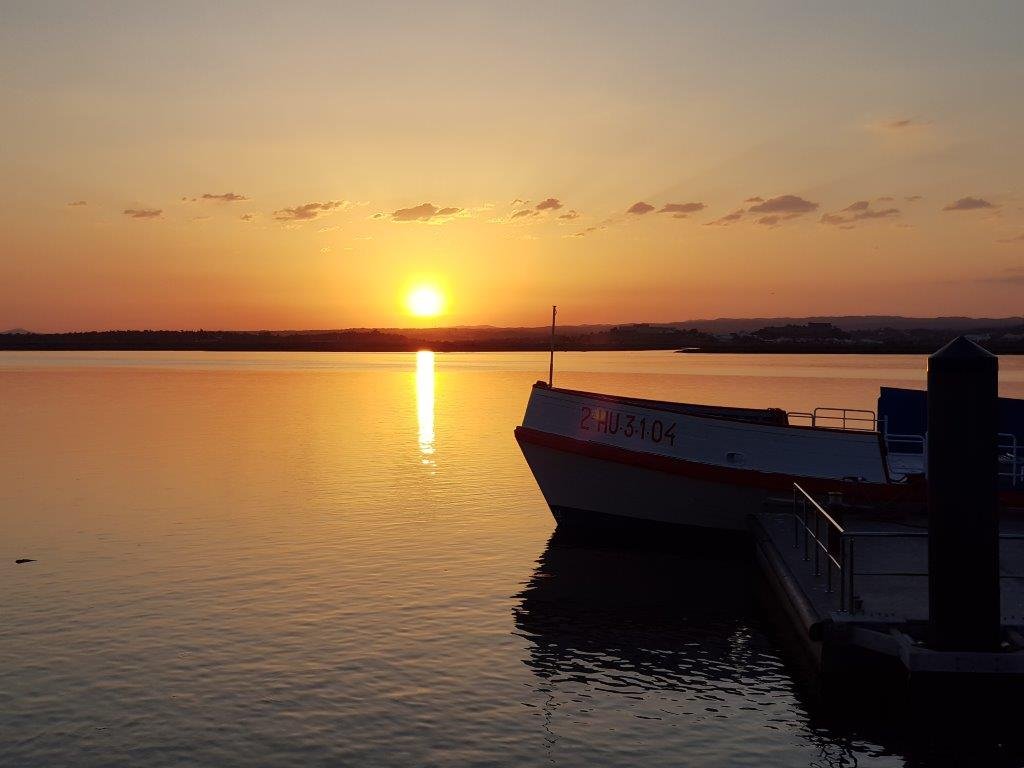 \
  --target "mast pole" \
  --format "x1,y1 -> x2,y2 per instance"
548,305 -> 557,386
